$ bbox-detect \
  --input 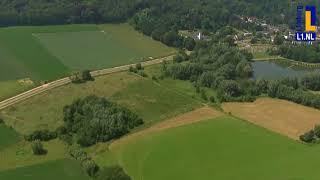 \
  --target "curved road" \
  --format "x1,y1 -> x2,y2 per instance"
0,55 -> 174,110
